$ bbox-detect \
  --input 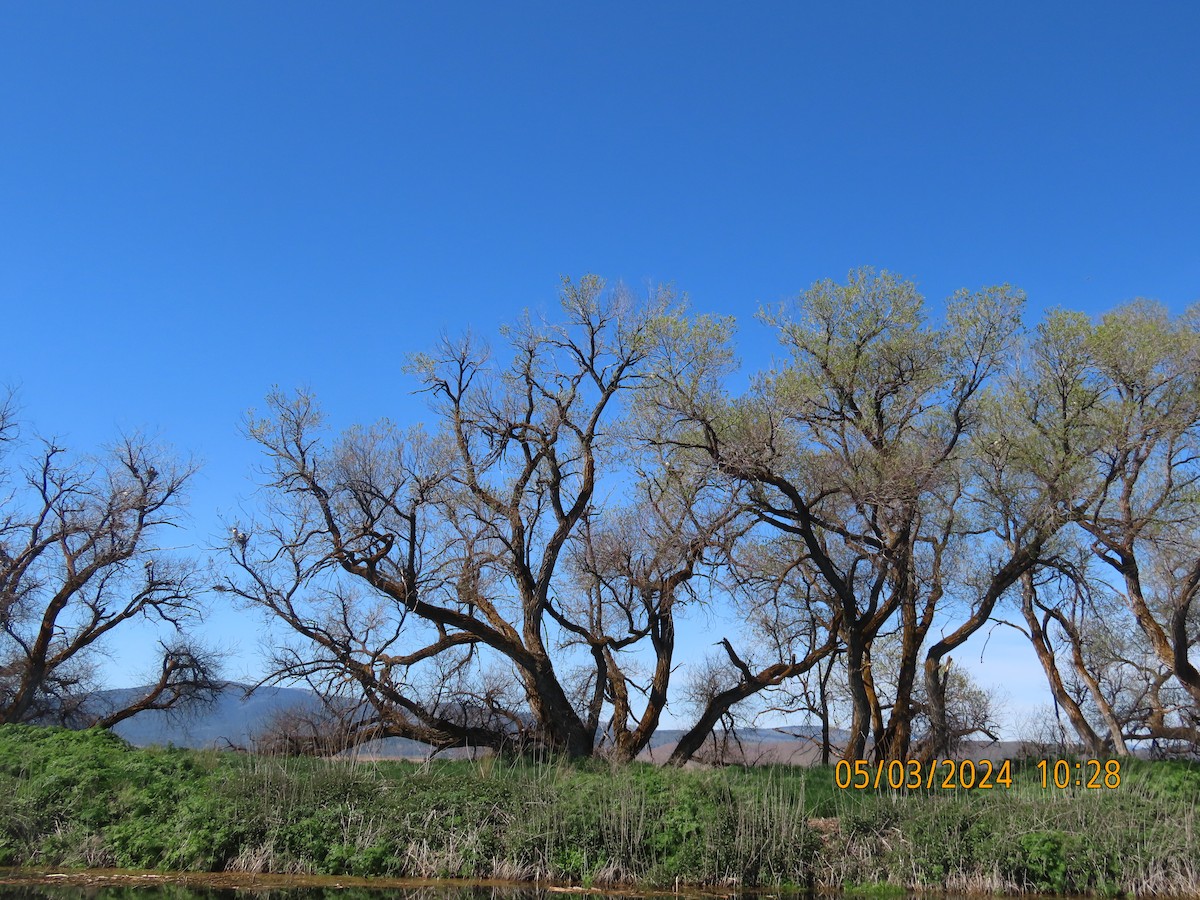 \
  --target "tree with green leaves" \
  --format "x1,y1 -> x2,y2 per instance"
649,268 -> 1049,761
1011,303 -> 1200,750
